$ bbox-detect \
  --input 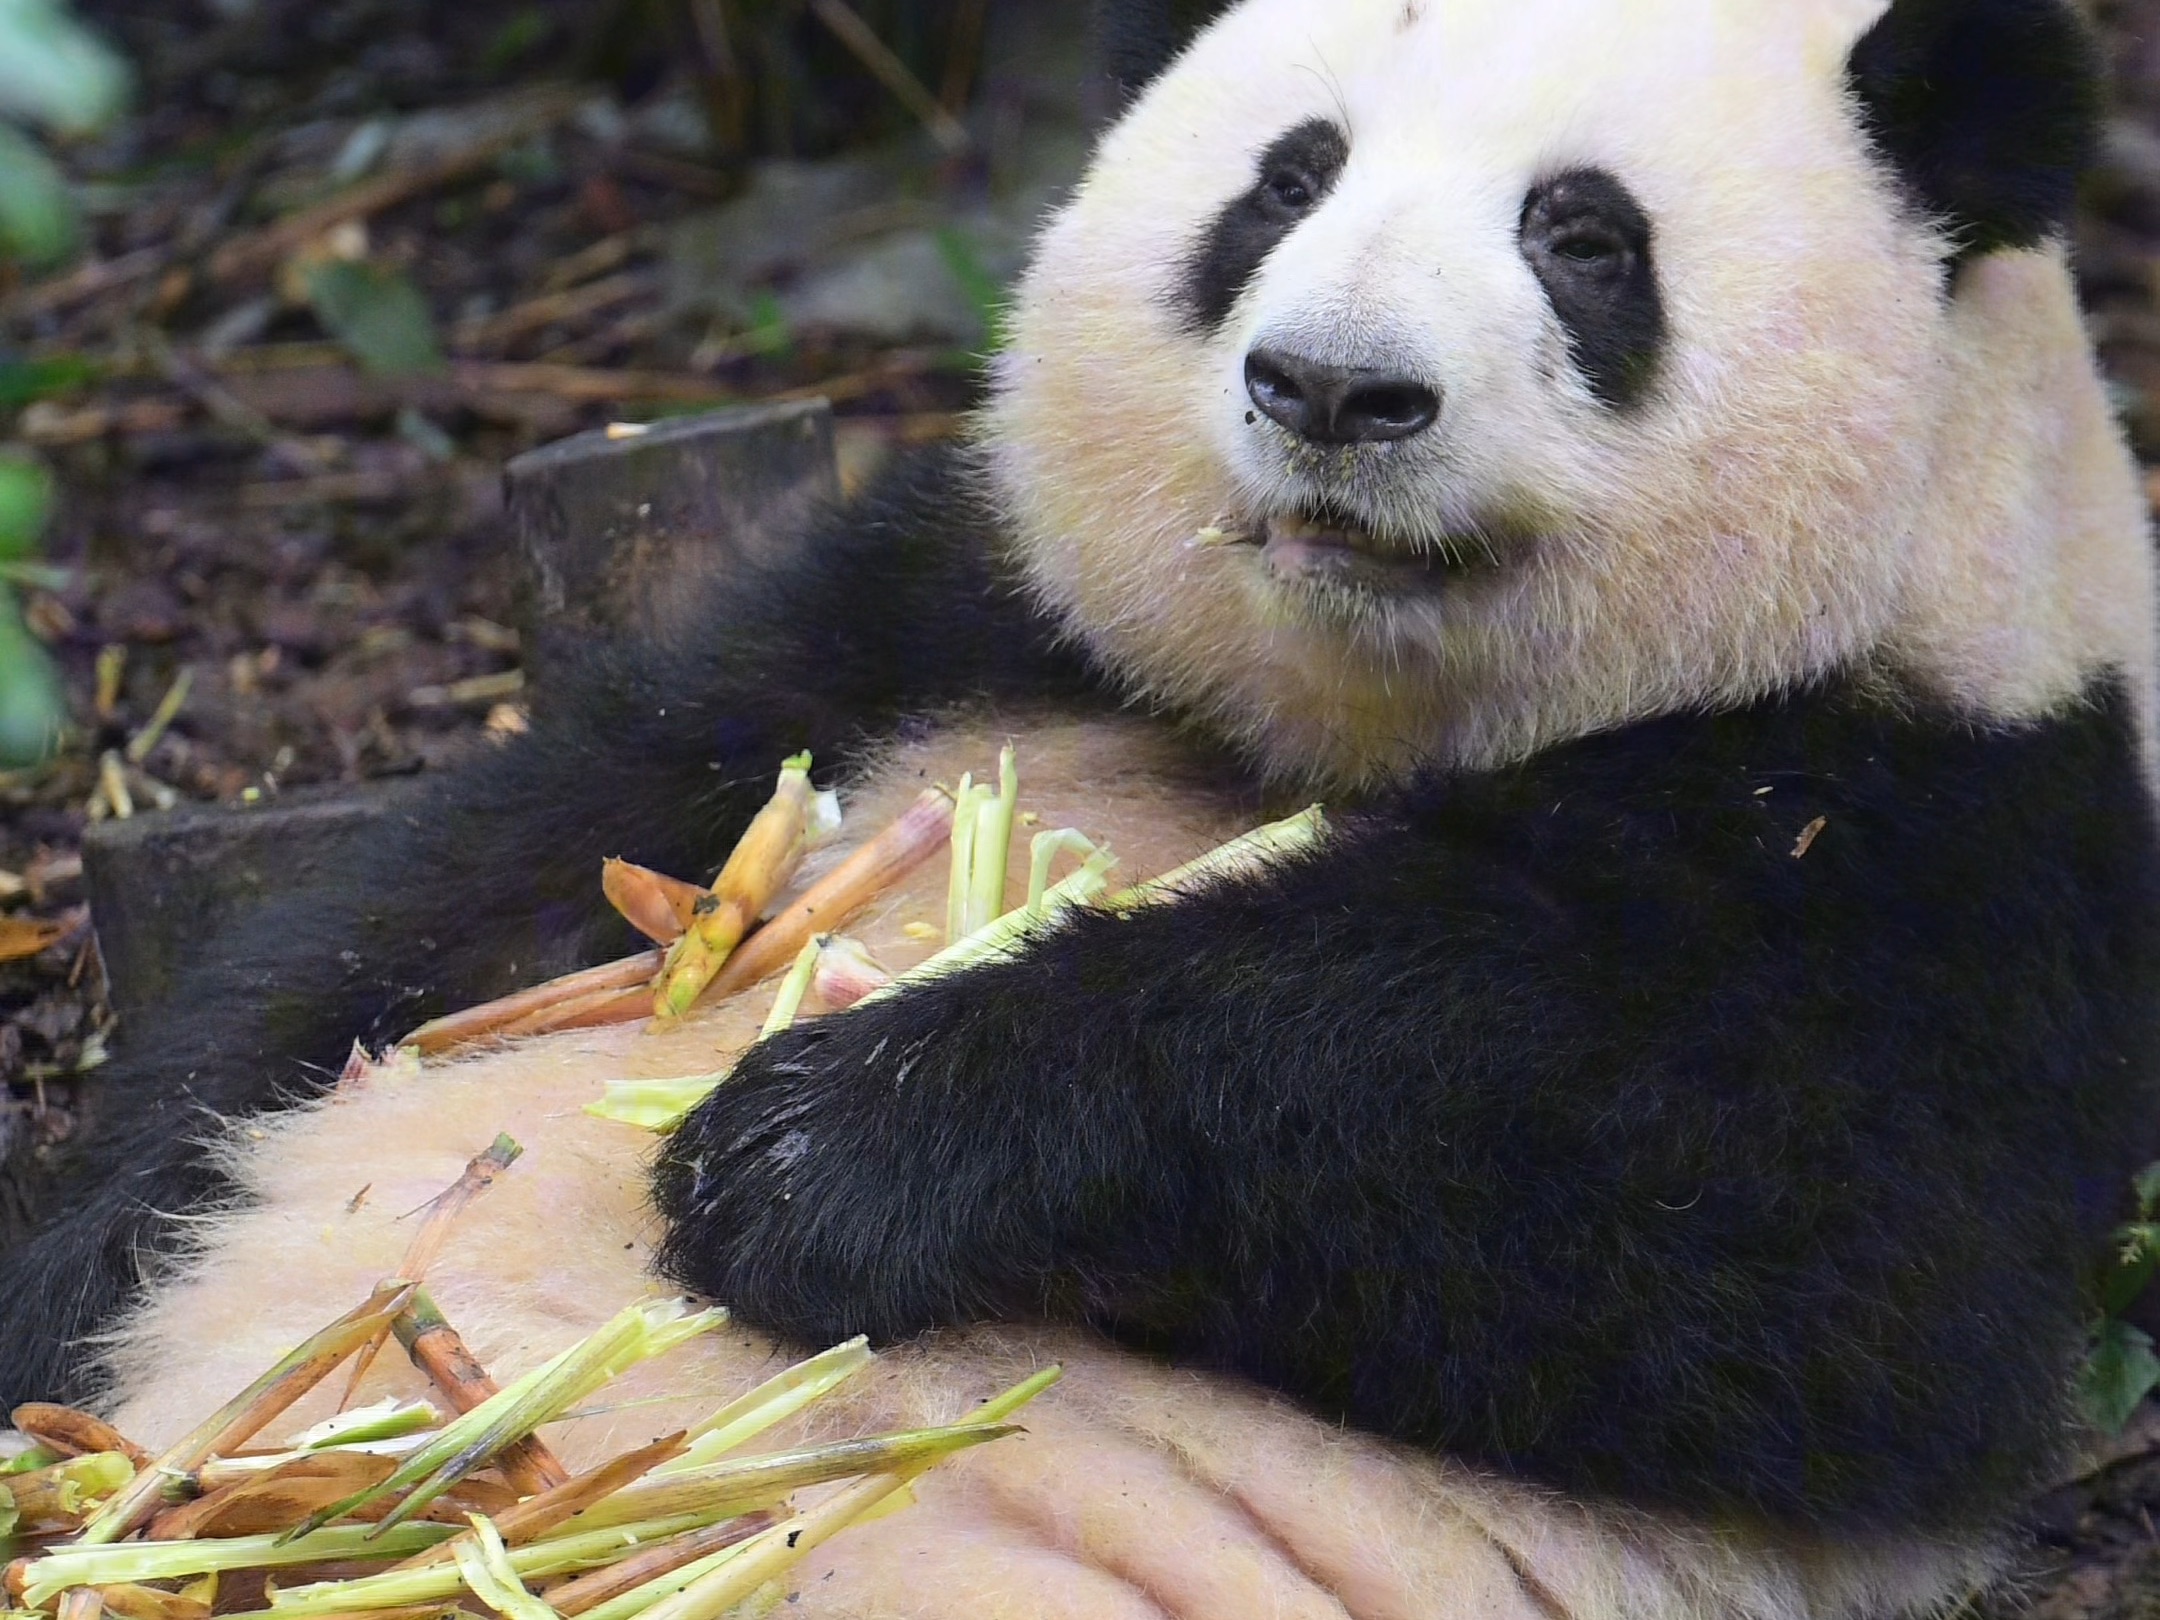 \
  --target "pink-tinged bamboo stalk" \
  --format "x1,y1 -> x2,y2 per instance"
402,953 -> 661,1058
